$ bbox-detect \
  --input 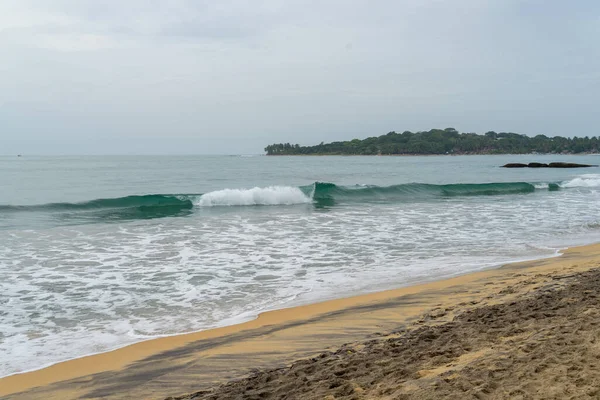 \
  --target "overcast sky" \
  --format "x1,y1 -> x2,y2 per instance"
1,0 -> 598,154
